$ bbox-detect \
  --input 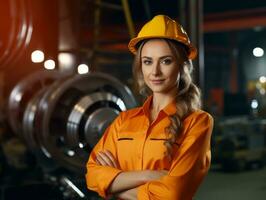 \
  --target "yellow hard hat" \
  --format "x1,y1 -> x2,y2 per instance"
128,15 -> 197,60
